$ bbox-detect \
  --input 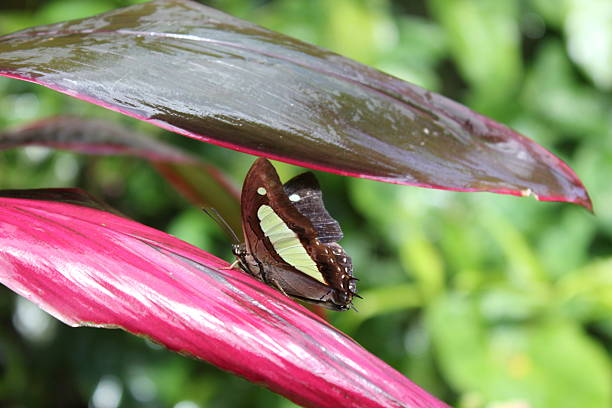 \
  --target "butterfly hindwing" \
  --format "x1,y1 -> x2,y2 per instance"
282,172 -> 354,295
282,173 -> 343,243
